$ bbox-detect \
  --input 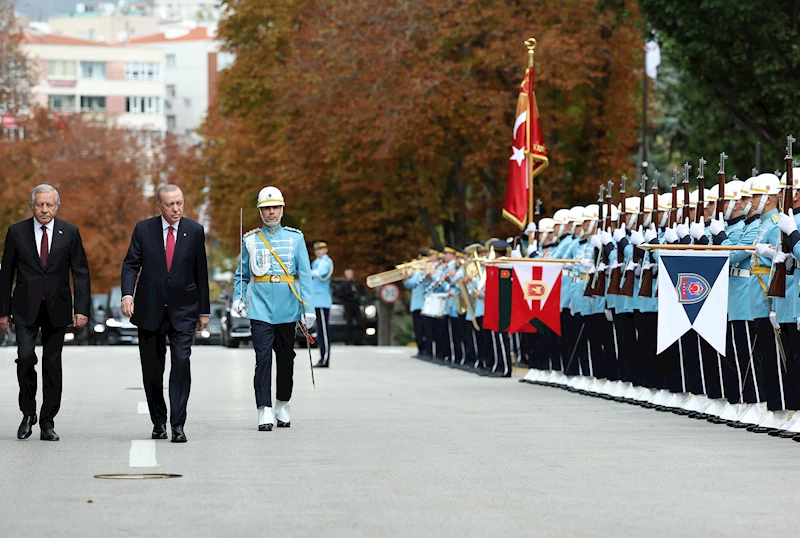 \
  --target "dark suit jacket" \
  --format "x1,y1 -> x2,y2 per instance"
121,217 -> 210,332
0,217 -> 91,327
